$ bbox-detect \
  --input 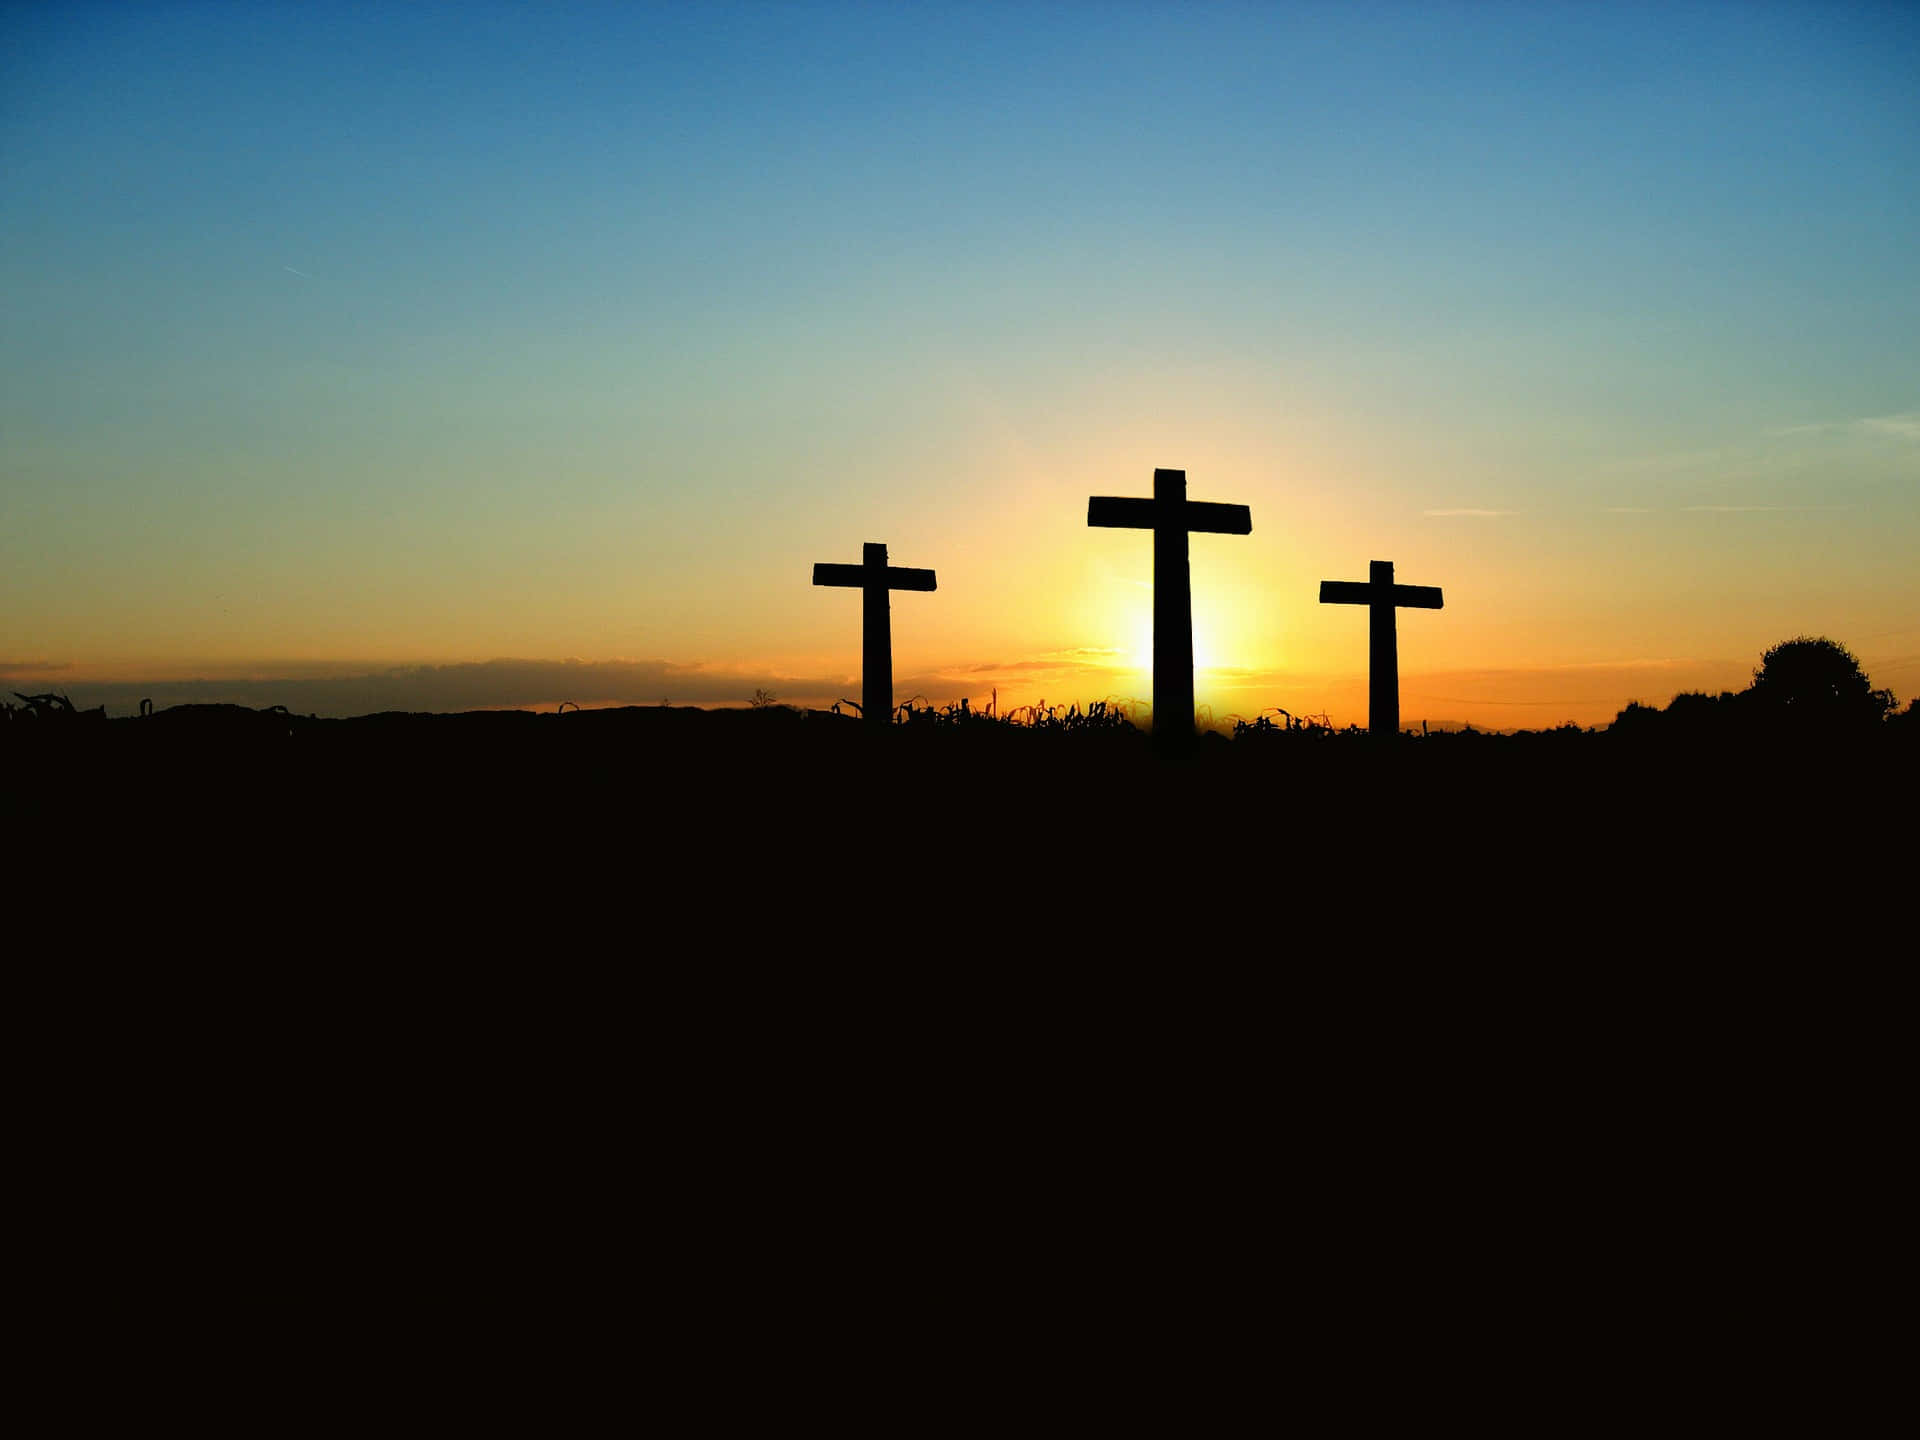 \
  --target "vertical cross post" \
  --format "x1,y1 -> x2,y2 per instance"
1154,469 -> 1196,739
1369,560 -> 1398,740
862,542 -> 891,726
